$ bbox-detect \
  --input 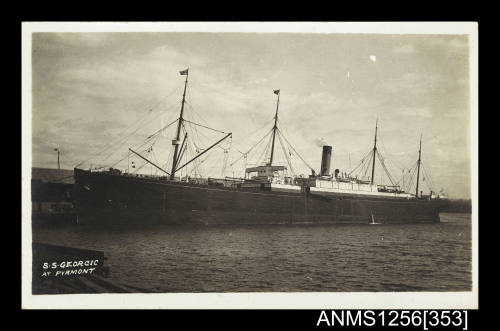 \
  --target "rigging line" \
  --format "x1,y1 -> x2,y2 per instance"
184,117 -> 228,153
348,149 -> 372,177
232,146 -> 246,155
123,119 -> 178,161
109,151 -> 132,169
184,107 -> 223,152
421,167 -> 433,192
220,150 -> 229,178
399,158 -> 418,189
372,131 -> 393,170
186,116 -> 230,160
376,153 -> 395,185
195,124 -> 233,153
184,87 -> 213,132
146,85 -> 183,112
130,132 -> 162,152
78,105 -> 156,161
376,150 -> 396,185
421,163 -> 430,188
277,128 -> 315,171
189,140 -> 210,176
229,128 -> 274,166
189,124 -> 203,153
359,153 -> 373,177
276,118 -> 298,150
406,162 -> 418,193
277,129 -> 295,176
421,163 -> 436,191
257,133 -> 273,165
276,132 -> 292,171
187,134 -> 204,172
75,93 -> 181,168
196,145 -> 217,176
403,165 -> 413,192
230,117 -> 276,156
362,151 -> 374,180
126,83 -> 182,116
111,137 -> 156,171
406,172 -> 414,193
241,116 -> 276,139
100,102 -> 180,162
421,162 -> 435,187
182,142 -> 194,176
150,148 -> 160,176
361,160 -> 369,179
215,148 -> 229,175
358,153 -> 373,178
253,135 -> 269,166
184,99 -> 203,123
276,130 -> 290,166
376,132 -> 403,175
162,146 -> 174,171
132,151 -> 166,173
75,115 -> 152,167
395,164 -> 411,186
183,119 -> 228,134
184,111 -> 203,152
174,134 -> 188,171
175,133 -> 232,174
146,117 -> 179,140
